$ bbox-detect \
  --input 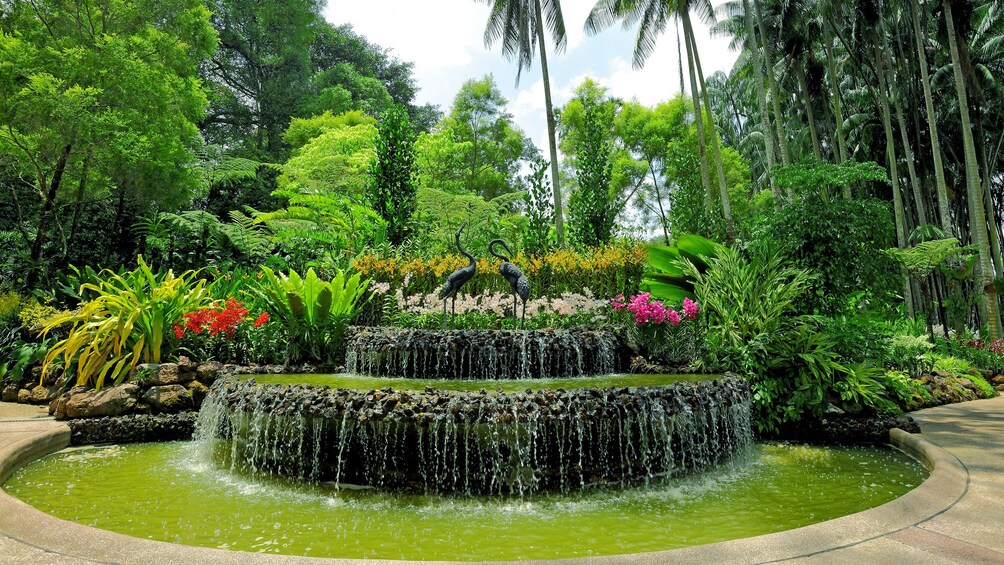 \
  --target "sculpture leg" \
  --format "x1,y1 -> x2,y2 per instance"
512,293 -> 517,321
521,299 -> 526,328
451,295 -> 457,328
442,298 -> 448,328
